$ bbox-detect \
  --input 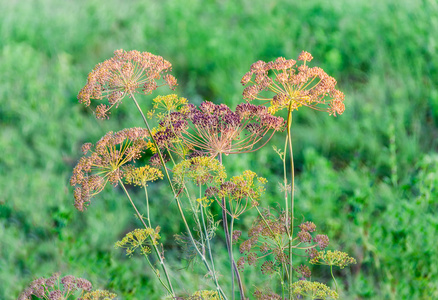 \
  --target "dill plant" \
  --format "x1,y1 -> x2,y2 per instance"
21,49 -> 356,299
